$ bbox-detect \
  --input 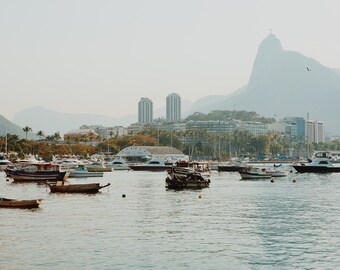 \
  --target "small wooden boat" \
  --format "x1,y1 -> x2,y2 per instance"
0,198 -> 42,208
47,181 -> 110,193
